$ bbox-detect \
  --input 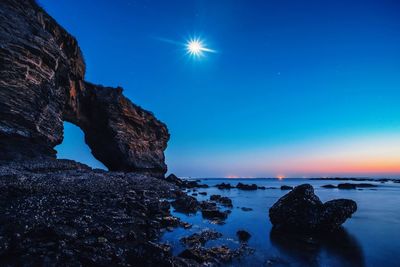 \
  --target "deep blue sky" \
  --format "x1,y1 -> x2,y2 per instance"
39,0 -> 400,177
